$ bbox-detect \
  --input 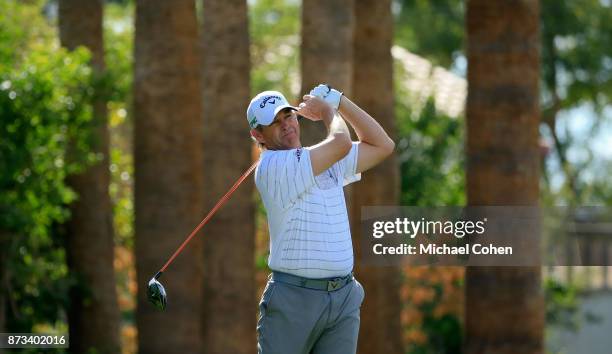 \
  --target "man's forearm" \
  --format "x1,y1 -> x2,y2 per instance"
337,96 -> 394,150
324,114 -> 351,138
306,97 -> 352,175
